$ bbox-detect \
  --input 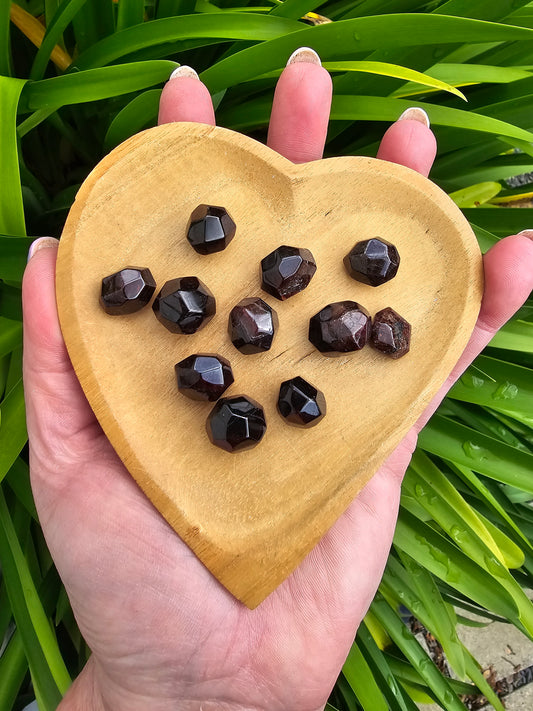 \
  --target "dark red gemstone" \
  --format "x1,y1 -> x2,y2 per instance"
370,307 -> 411,359
261,245 -> 316,300
228,297 -> 278,354
100,267 -> 156,315
187,205 -> 236,255
344,238 -> 400,286
175,354 -> 234,401
152,277 -> 215,334
277,376 -> 326,428
309,301 -> 371,355
206,395 -> 266,452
